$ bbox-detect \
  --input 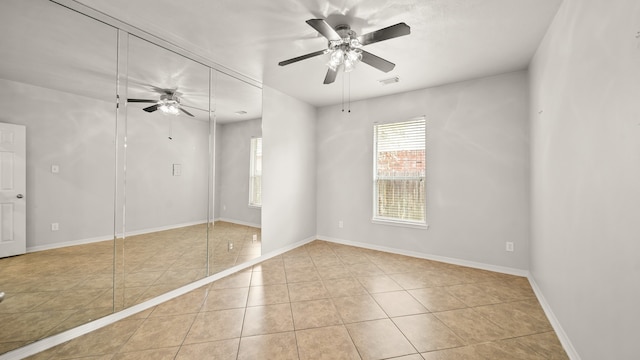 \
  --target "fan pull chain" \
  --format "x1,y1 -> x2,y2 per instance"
341,70 -> 345,112
348,72 -> 351,113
